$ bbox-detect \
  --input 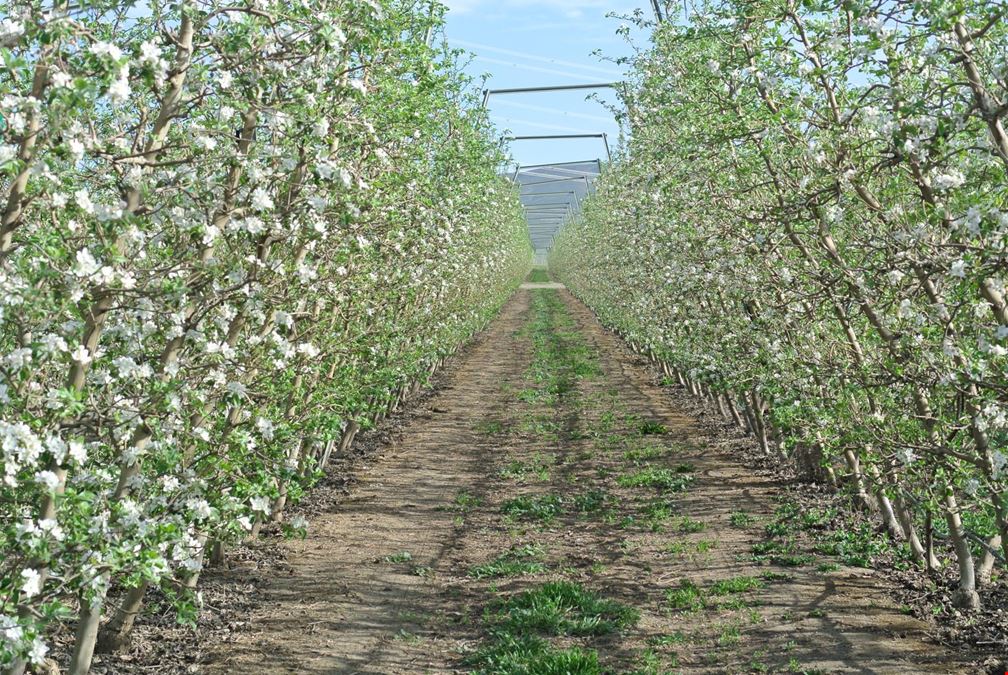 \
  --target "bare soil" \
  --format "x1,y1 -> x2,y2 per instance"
193,288 -> 979,674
